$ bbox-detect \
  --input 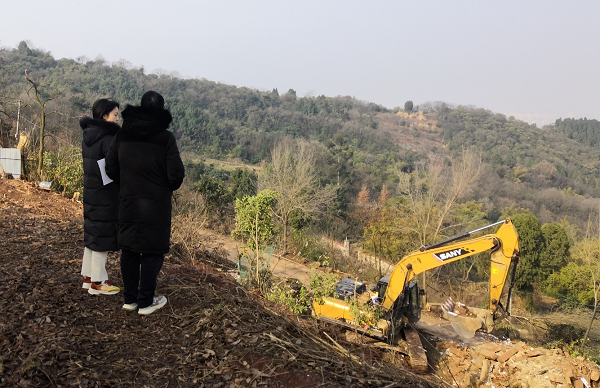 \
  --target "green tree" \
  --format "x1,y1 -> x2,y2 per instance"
229,168 -> 257,200
362,197 -> 414,262
193,175 -> 230,216
231,189 -> 279,288
404,100 -> 413,112
539,223 -> 571,280
449,200 -> 487,230
503,210 -> 544,290
309,271 -> 340,304
545,262 -> 591,306
18,41 -> 32,55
